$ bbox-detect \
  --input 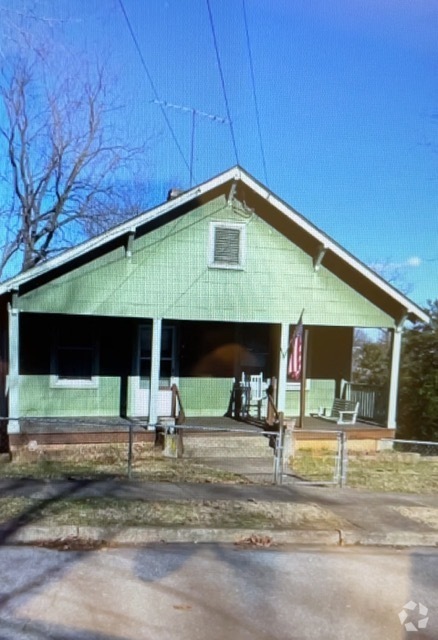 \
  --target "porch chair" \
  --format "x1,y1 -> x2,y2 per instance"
241,372 -> 265,419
